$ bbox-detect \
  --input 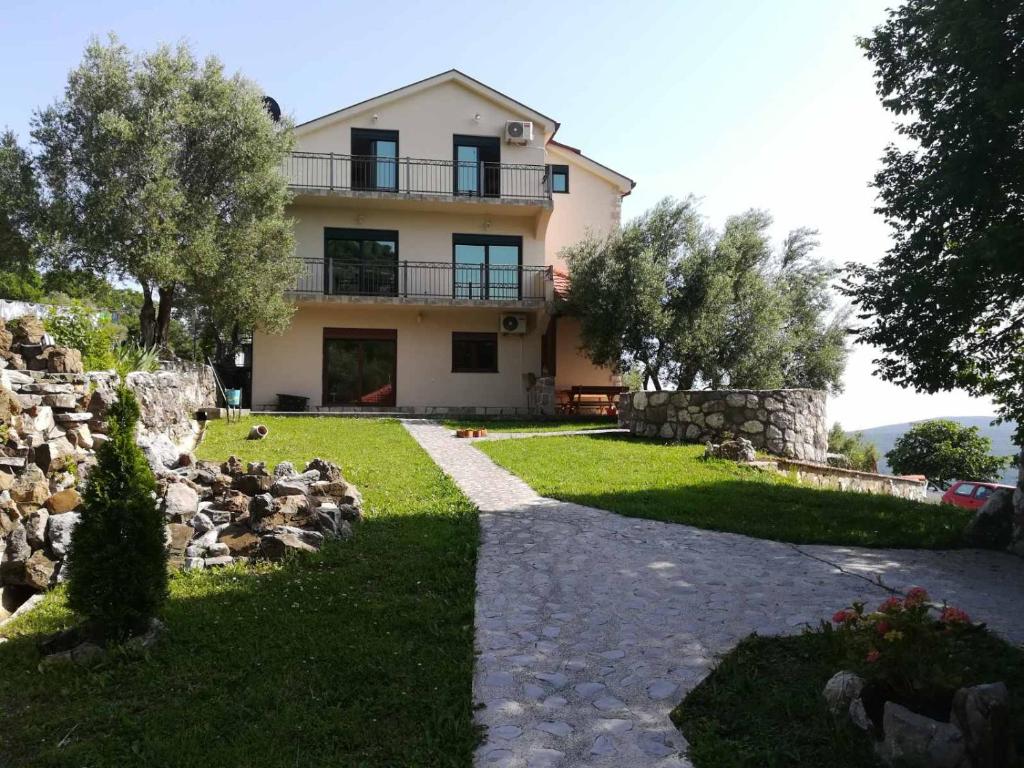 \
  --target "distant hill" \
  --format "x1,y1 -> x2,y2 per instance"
850,416 -> 1019,485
